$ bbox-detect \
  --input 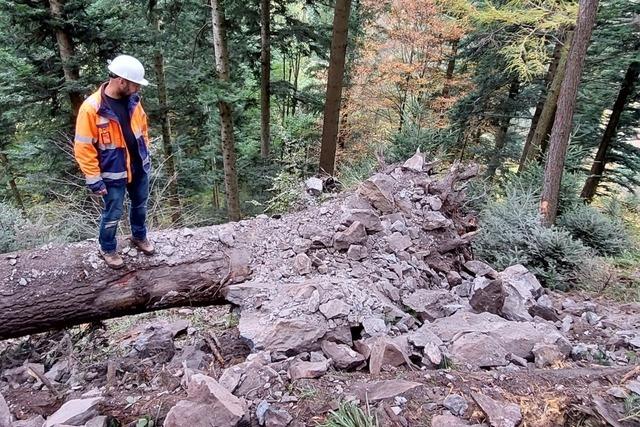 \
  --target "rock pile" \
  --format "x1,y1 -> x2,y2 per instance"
4,153 -> 640,426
